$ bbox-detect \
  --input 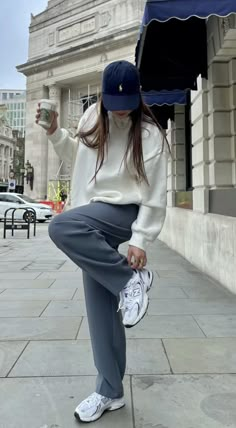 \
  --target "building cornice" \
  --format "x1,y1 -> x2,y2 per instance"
30,0 -> 114,32
17,26 -> 139,76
